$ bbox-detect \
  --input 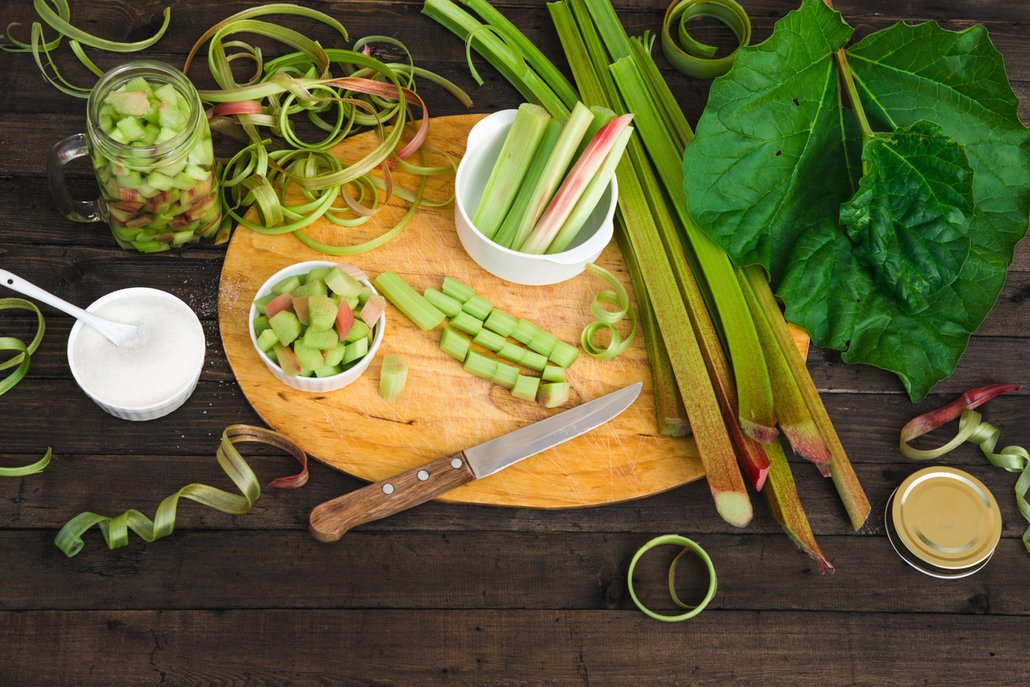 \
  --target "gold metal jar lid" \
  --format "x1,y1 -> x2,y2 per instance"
890,466 -> 1002,571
